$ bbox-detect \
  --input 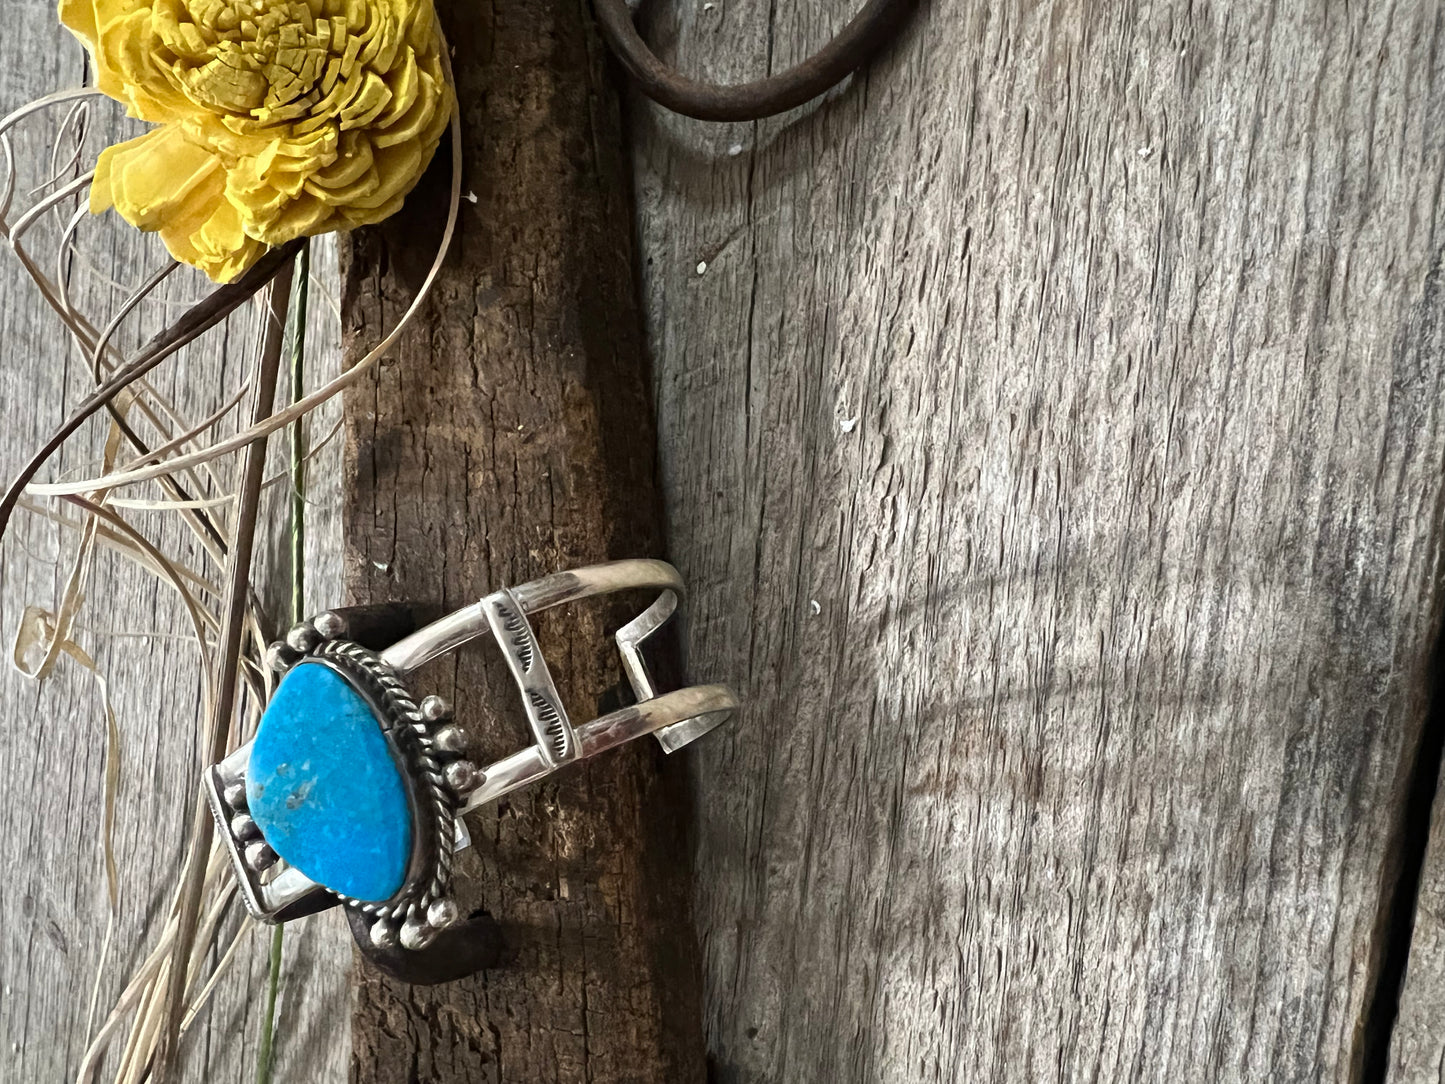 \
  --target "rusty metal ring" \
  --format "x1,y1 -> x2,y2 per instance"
593,0 -> 916,121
